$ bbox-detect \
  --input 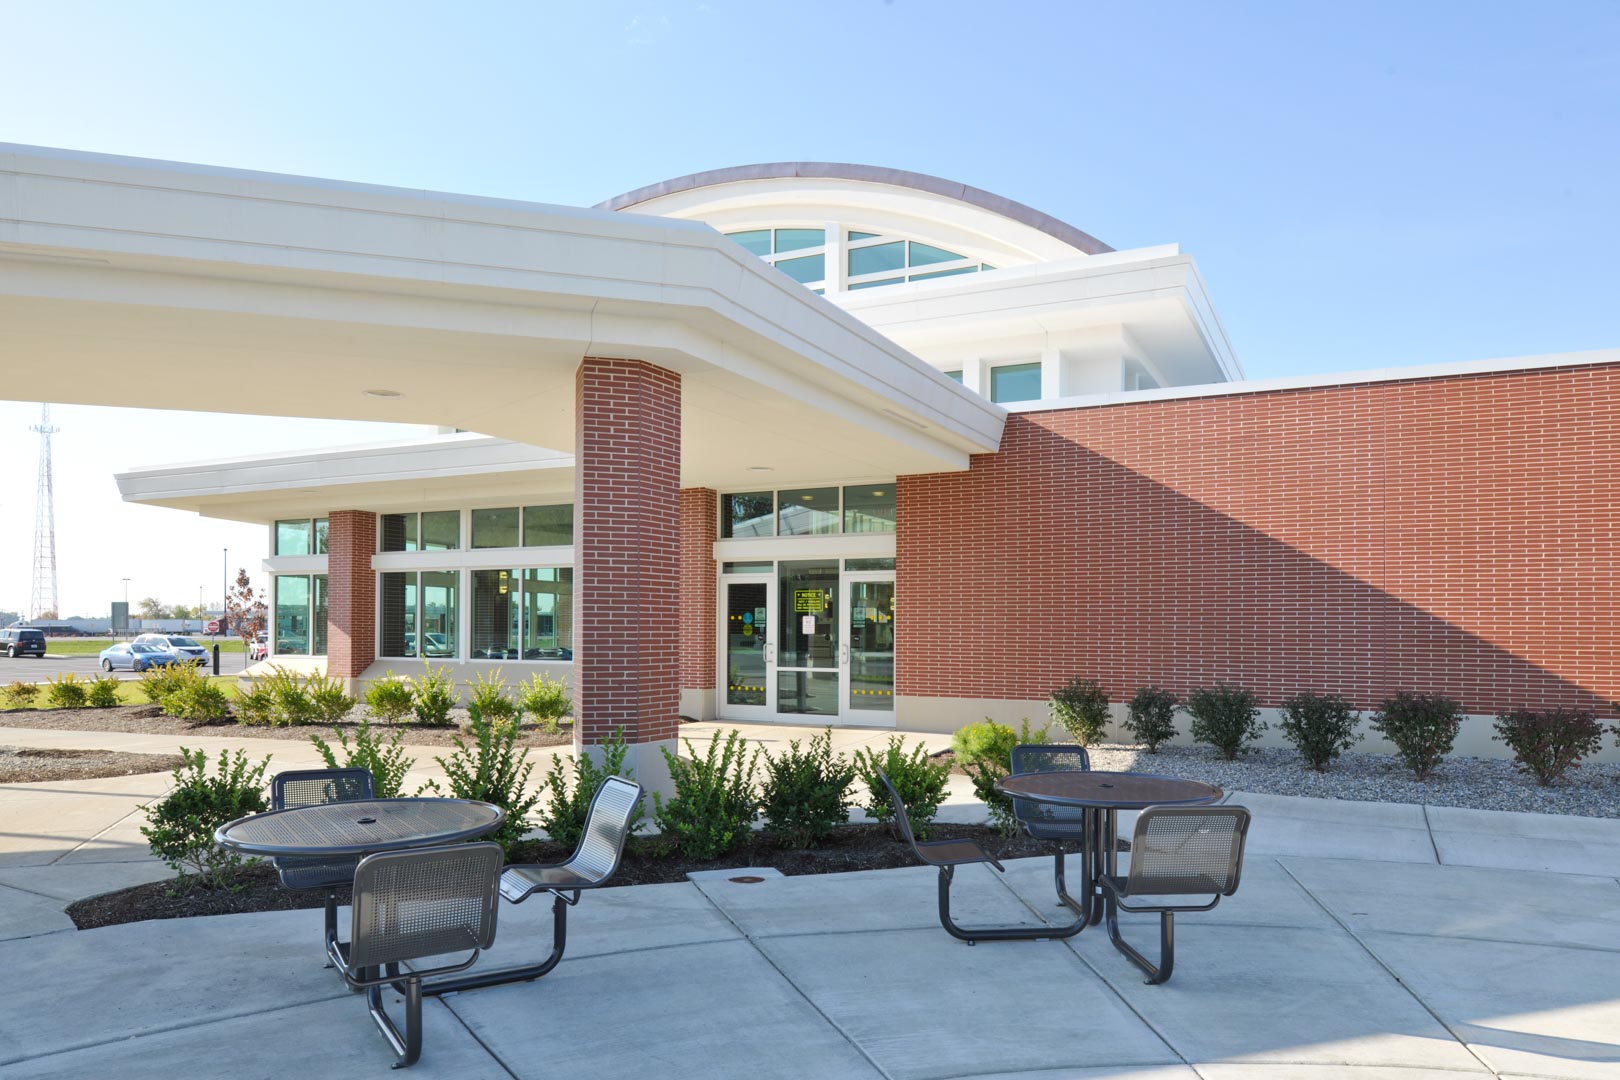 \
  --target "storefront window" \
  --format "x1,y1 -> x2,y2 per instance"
471,567 -> 572,659
722,492 -> 775,538
471,507 -> 520,549
843,486 -> 895,533
313,518 -> 329,554
778,487 -> 839,536
380,572 -> 417,657
421,512 -> 459,551
990,361 -> 1042,404
274,575 -> 310,655
380,511 -> 460,552
275,520 -> 312,557
311,575 -> 328,655
420,571 -> 458,657
523,505 -> 573,547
